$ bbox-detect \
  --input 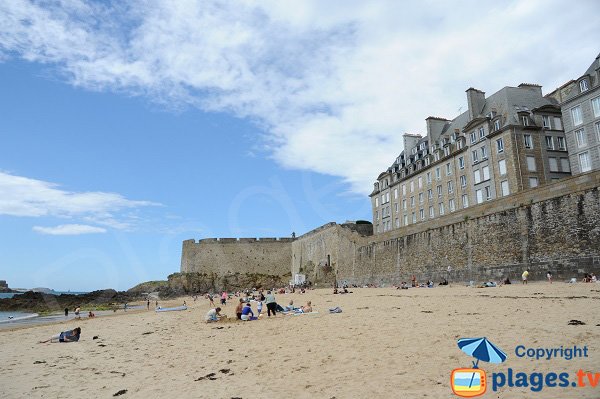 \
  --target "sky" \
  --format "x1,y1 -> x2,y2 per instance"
0,0 -> 598,291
